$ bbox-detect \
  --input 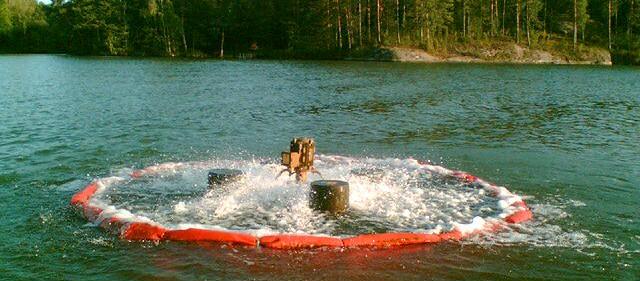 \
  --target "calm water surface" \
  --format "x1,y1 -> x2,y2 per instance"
1,55 -> 639,280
